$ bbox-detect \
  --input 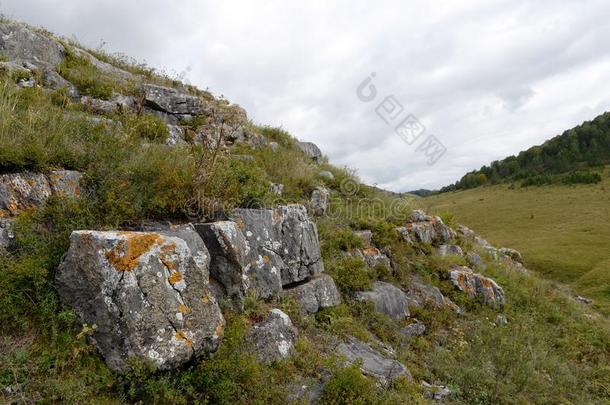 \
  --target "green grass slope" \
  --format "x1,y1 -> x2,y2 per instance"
419,170 -> 610,314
